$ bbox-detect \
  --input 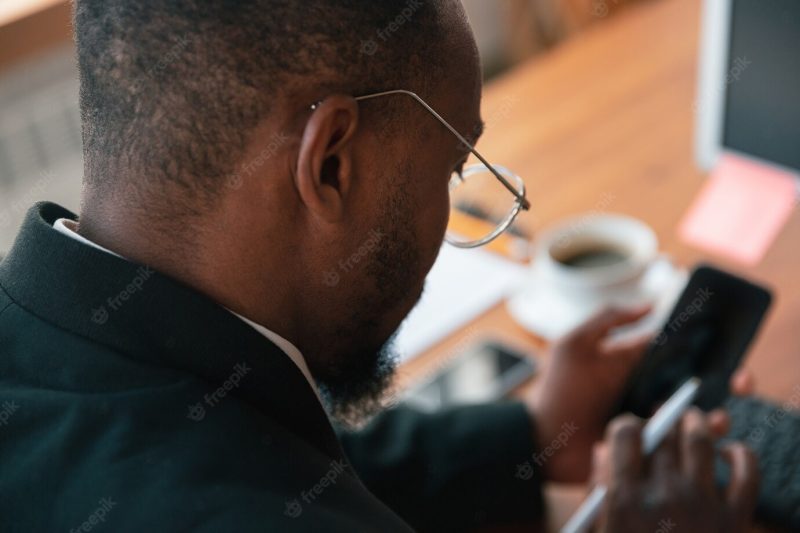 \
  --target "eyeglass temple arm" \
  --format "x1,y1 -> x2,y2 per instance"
354,90 -> 531,211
